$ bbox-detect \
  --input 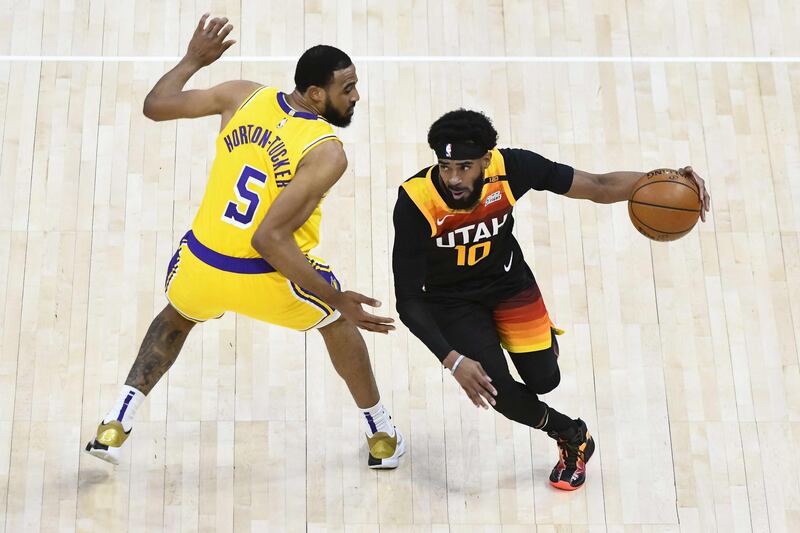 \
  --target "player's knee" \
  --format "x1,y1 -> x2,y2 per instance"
317,316 -> 370,362
317,314 -> 355,338
528,368 -> 560,394
162,304 -> 197,333
510,344 -> 560,394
